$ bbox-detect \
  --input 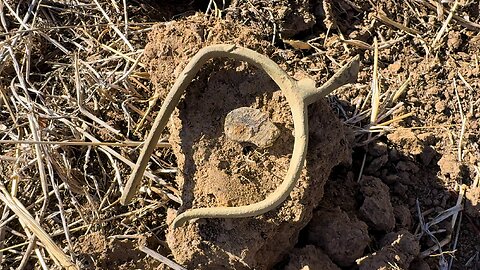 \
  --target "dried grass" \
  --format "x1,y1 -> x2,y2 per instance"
0,0 -> 178,268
